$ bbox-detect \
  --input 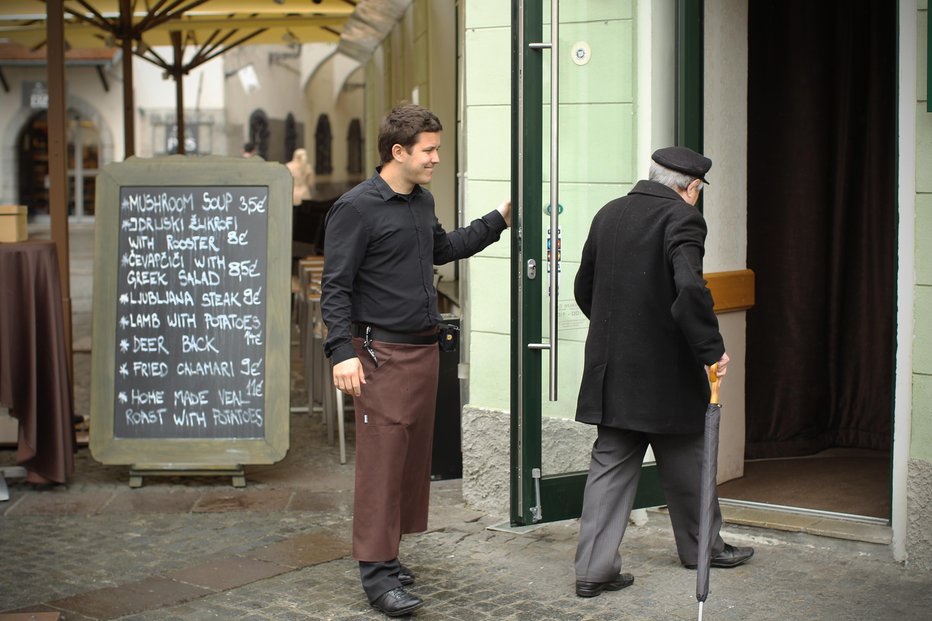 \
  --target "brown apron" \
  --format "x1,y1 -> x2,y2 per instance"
350,336 -> 439,562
